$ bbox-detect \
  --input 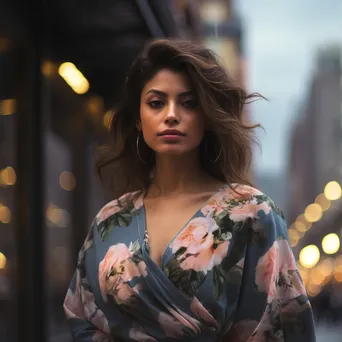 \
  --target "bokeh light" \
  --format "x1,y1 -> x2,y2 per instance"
322,233 -> 340,255
0,166 -> 16,186
58,62 -> 89,94
315,193 -> 331,211
59,171 -> 76,191
304,203 -> 323,223
324,181 -> 341,200
0,252 -> 7,269
0,99 -> 16,115
0,205 -> 11,224
299,245 -> 320,268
